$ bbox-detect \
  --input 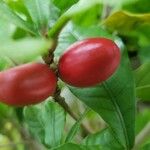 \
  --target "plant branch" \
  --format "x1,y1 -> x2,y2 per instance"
48,16 -> 69,38
42,39 -> 58,66
54,87 -> 91,136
